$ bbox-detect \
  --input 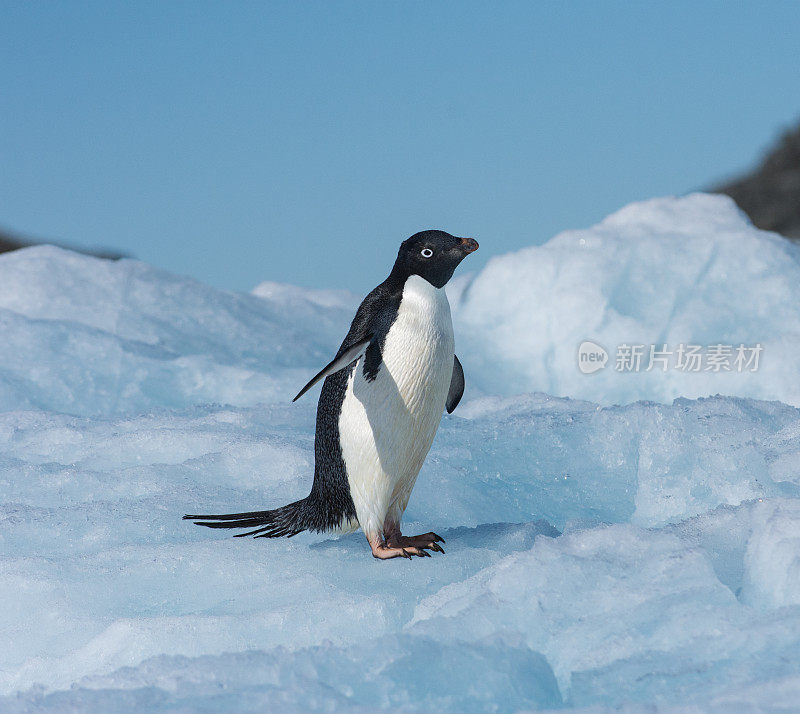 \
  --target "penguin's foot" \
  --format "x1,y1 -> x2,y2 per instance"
385,532 -> 446,554
367,533 -> 435,559
371,543 -> 428,559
